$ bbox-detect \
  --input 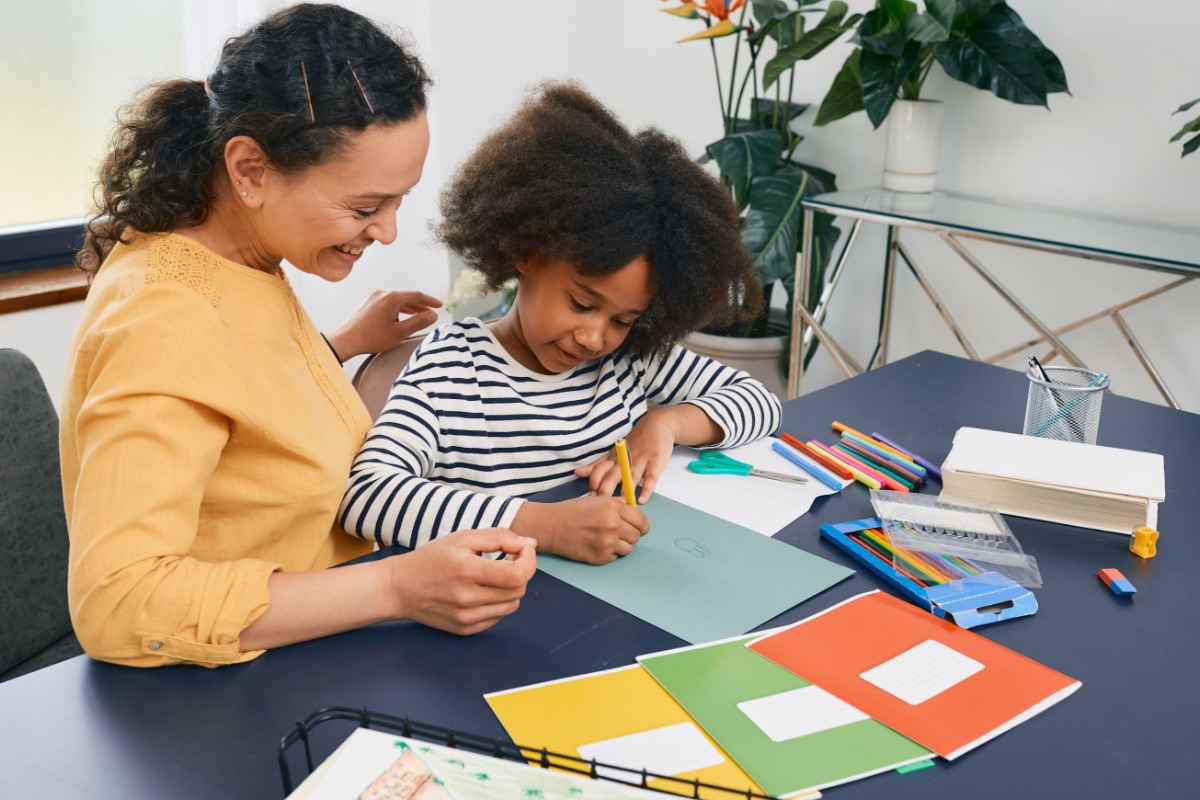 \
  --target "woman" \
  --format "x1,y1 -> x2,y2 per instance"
61,3 -> 535,669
